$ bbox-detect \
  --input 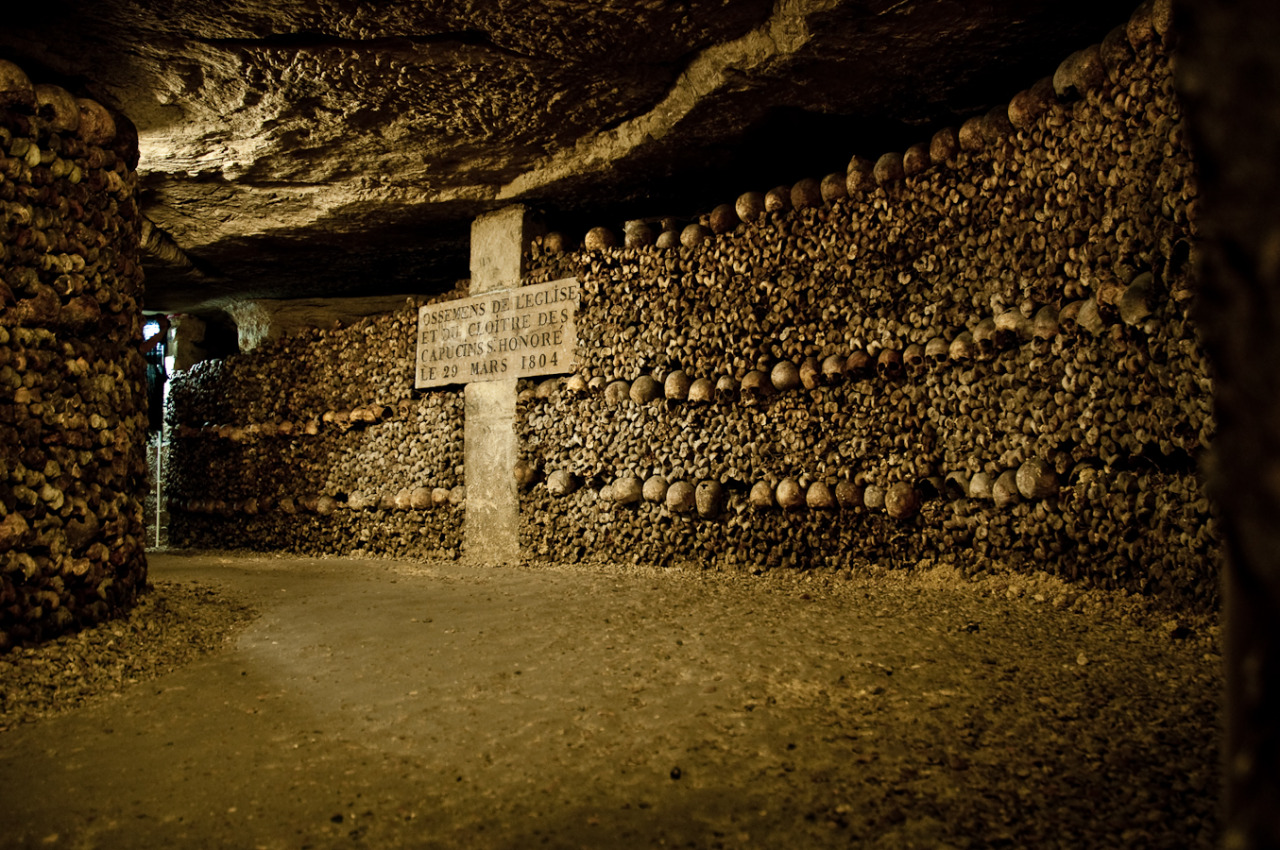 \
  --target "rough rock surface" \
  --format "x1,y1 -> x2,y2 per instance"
224,295 -> 417,350
2,1 -> 1130,311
